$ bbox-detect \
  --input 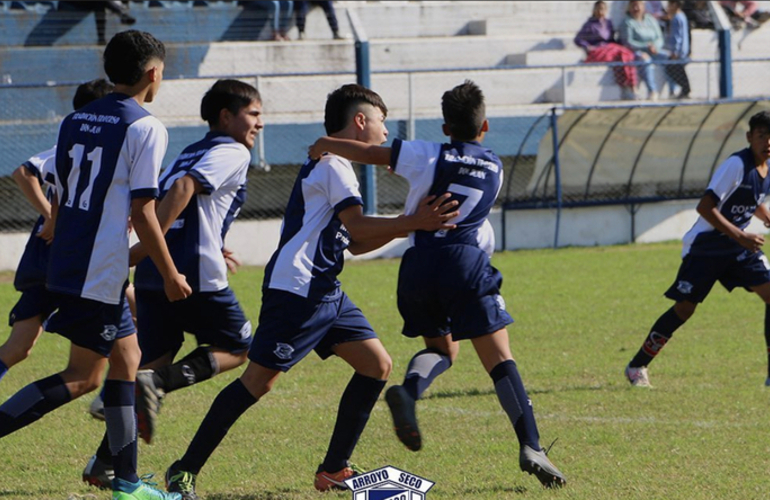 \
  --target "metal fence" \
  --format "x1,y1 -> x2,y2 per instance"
2,54 -> 766,235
